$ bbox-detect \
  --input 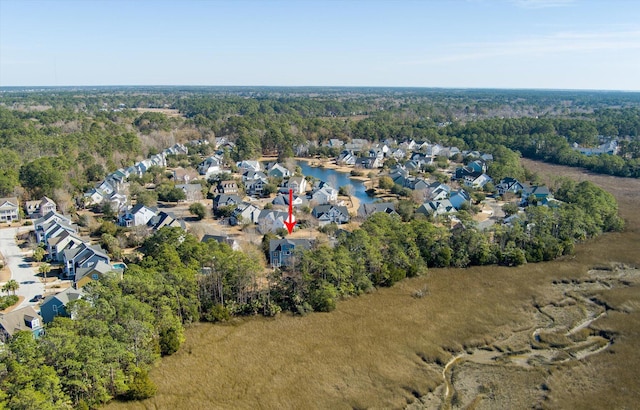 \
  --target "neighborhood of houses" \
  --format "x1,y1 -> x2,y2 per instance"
0,136 -> 558,343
